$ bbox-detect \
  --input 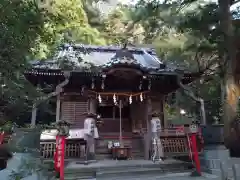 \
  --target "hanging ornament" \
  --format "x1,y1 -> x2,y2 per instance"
148,79 -> 151,90
98,94 -> 102,103
91,78 -> 95,89
140,93 -> 143,102
113,94 -> 117,104
101,75 -> 106,90
139,80 -> 142,90
101,79 -> 104,89
129,95 -> 132,104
